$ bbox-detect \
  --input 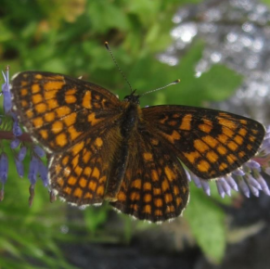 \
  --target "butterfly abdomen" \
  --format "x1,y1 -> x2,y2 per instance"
105,101 -> 142,201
